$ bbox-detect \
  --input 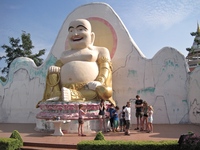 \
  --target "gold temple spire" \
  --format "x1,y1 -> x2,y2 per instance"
197,22 -> 200,33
